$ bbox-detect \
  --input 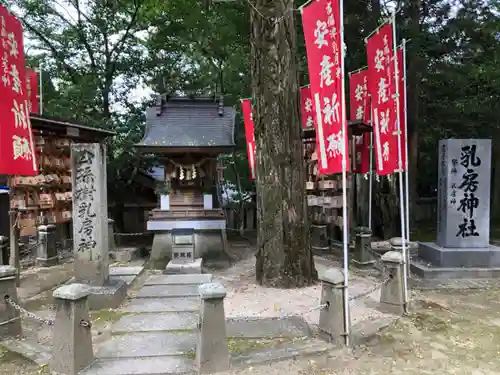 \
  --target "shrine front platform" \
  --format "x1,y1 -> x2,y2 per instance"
148,209 -> 227,267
